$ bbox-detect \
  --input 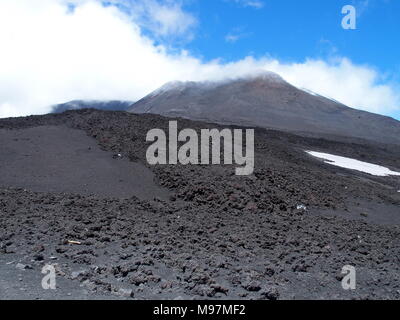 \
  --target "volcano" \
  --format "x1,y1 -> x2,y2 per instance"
130,72 -> 400,145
